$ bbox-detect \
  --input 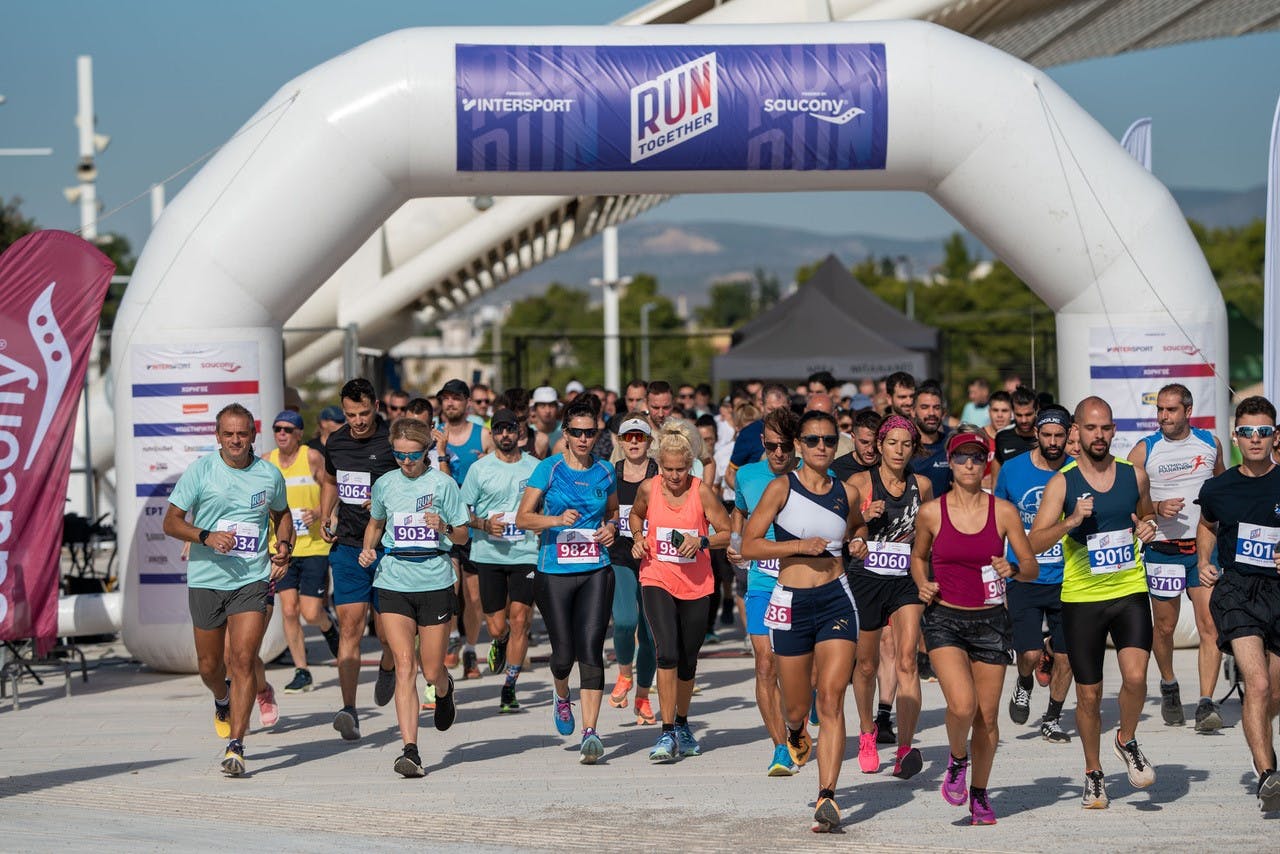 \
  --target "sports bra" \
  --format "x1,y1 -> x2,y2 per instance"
773,471 -> 848,558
